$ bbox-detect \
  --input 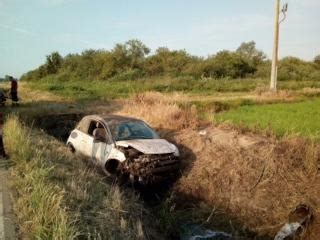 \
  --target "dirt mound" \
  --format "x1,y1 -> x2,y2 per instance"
174,127 -> 320,238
